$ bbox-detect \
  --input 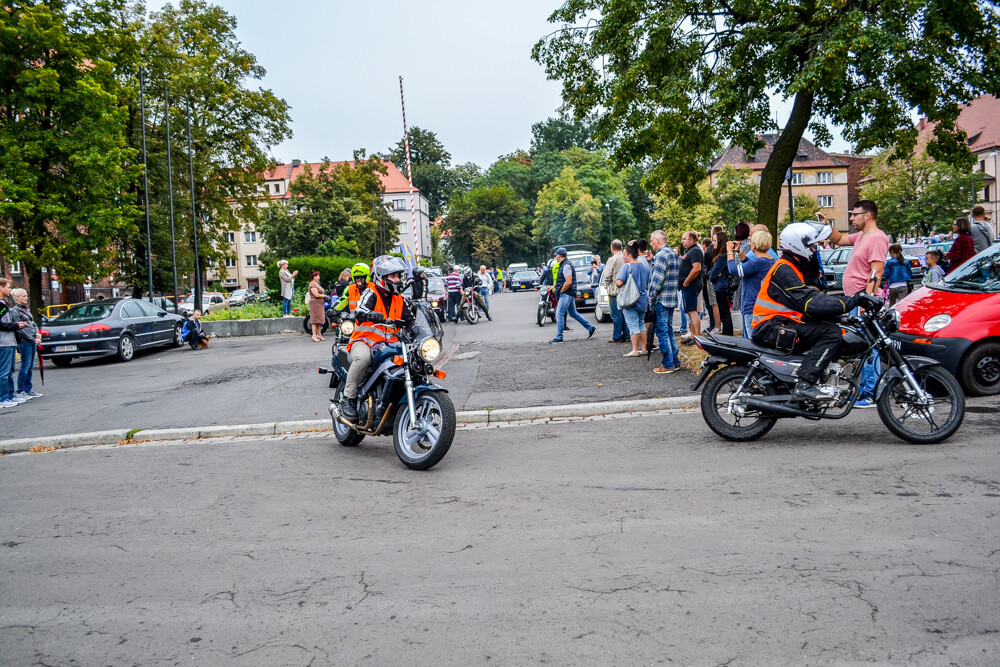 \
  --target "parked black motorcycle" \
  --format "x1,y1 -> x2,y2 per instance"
692,295 -> 965,445
320,308 -> 455,470
301,294 -> 339,335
